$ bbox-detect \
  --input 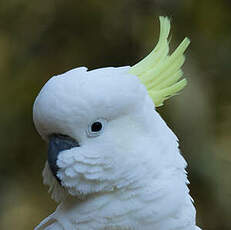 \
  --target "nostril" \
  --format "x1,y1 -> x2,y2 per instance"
54,133 -> 70,138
